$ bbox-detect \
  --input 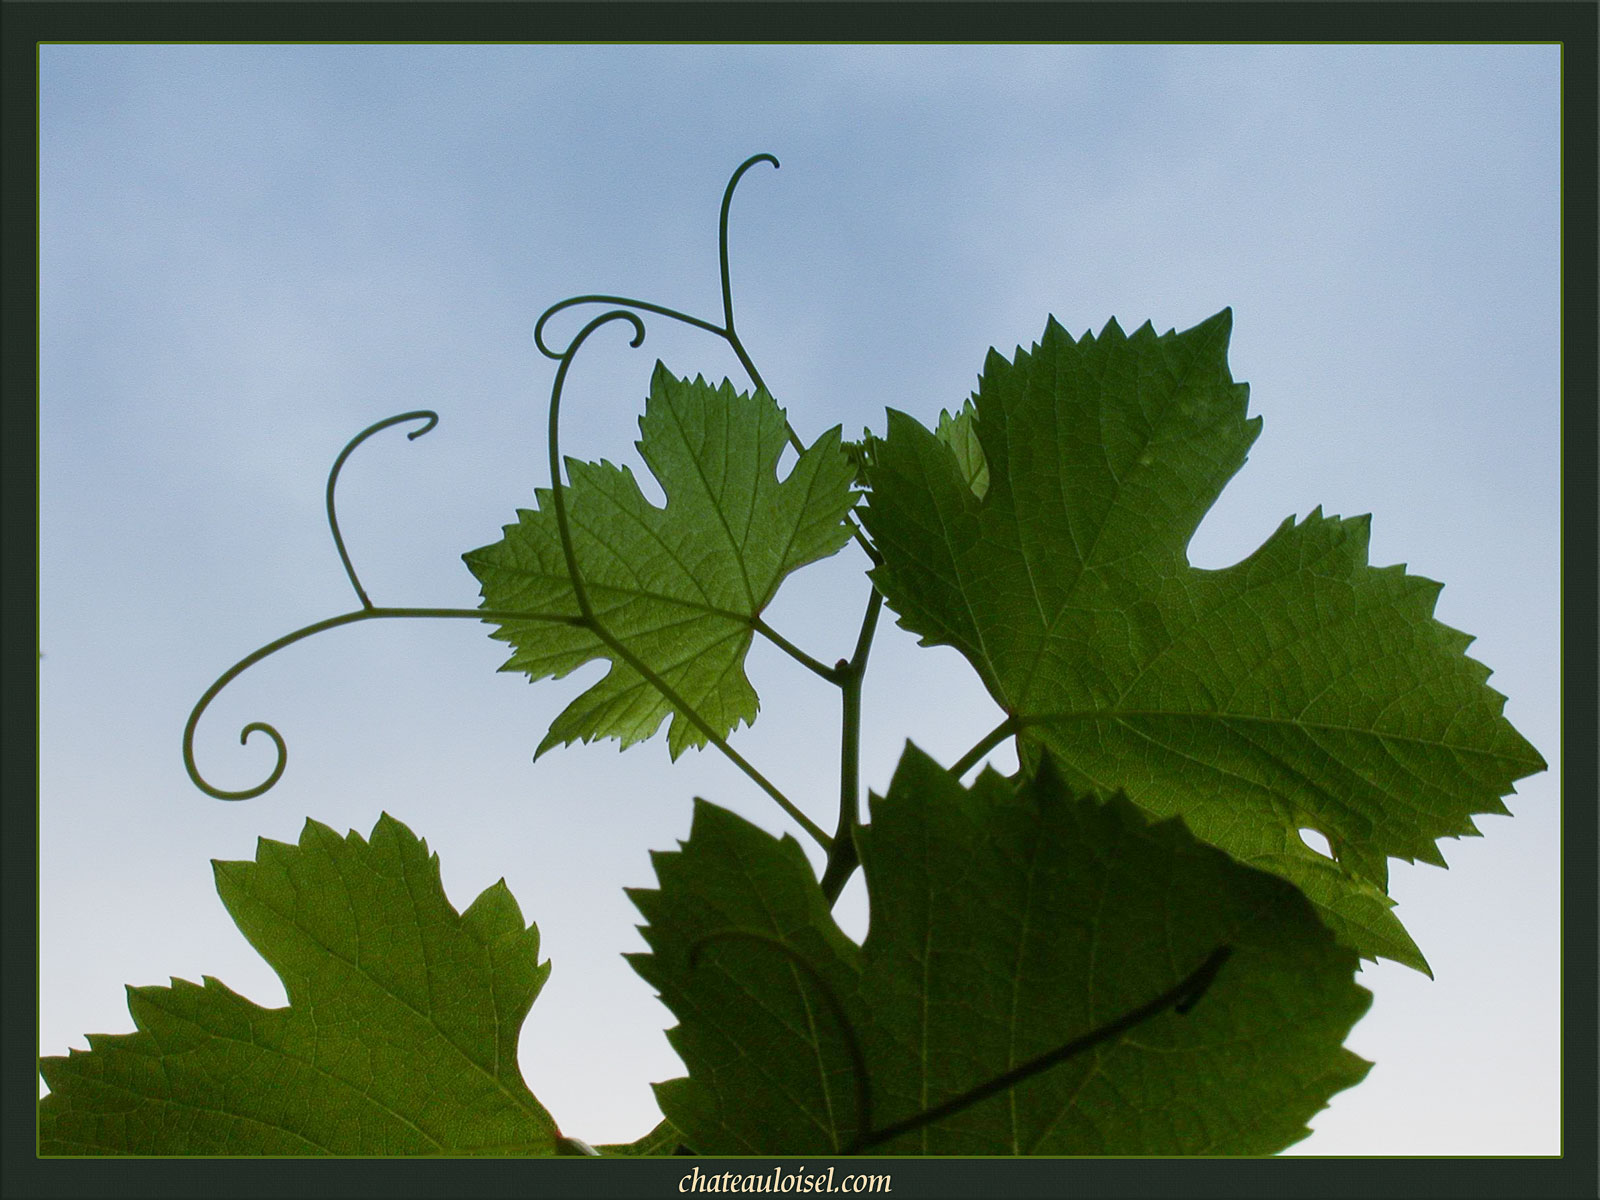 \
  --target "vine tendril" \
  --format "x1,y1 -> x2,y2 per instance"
183,406 -> 587,801
534,295 -> 721,362
530,154 -> 811,461
719,153 -> 779,332
326,410 -> 439,610
690,933 -> 1233,1155
183,605 -> 585,802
